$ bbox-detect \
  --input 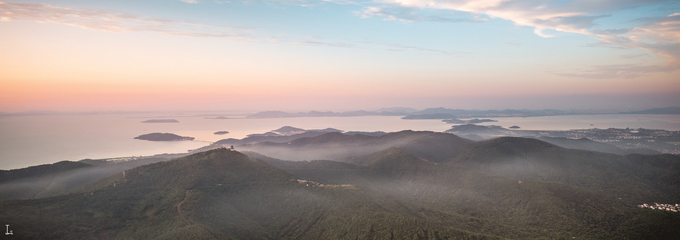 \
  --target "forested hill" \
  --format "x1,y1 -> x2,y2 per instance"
0,157 -> 176,200
0,148 -> 500,239
240,130 -> 475,163
249,137 -> 680,239
2,136 -> 680,239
